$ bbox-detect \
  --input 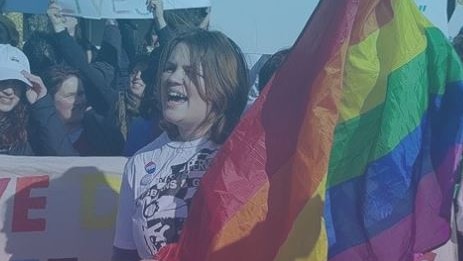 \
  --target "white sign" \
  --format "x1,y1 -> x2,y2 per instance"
415,0 -> 450,36
3,0 -> 211,19
0,156 -> 127,261
449,4 -> 463,38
